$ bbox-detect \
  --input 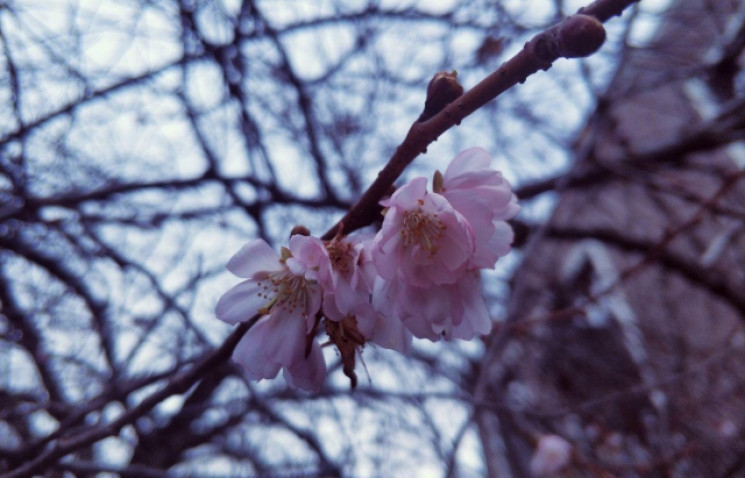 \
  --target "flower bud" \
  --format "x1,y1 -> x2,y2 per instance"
290,224 -> 311,237
418,70 -> 464,122
529,434 -> 572,476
